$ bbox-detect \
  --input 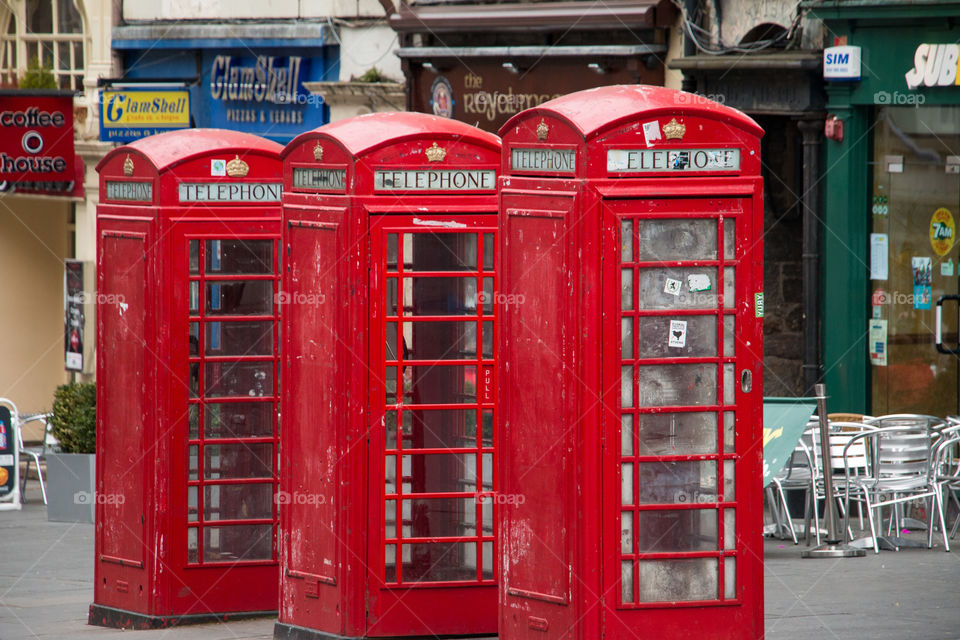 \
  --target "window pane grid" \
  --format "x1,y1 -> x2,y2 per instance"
617,215 -> 738,606
186,238 -> 279,565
